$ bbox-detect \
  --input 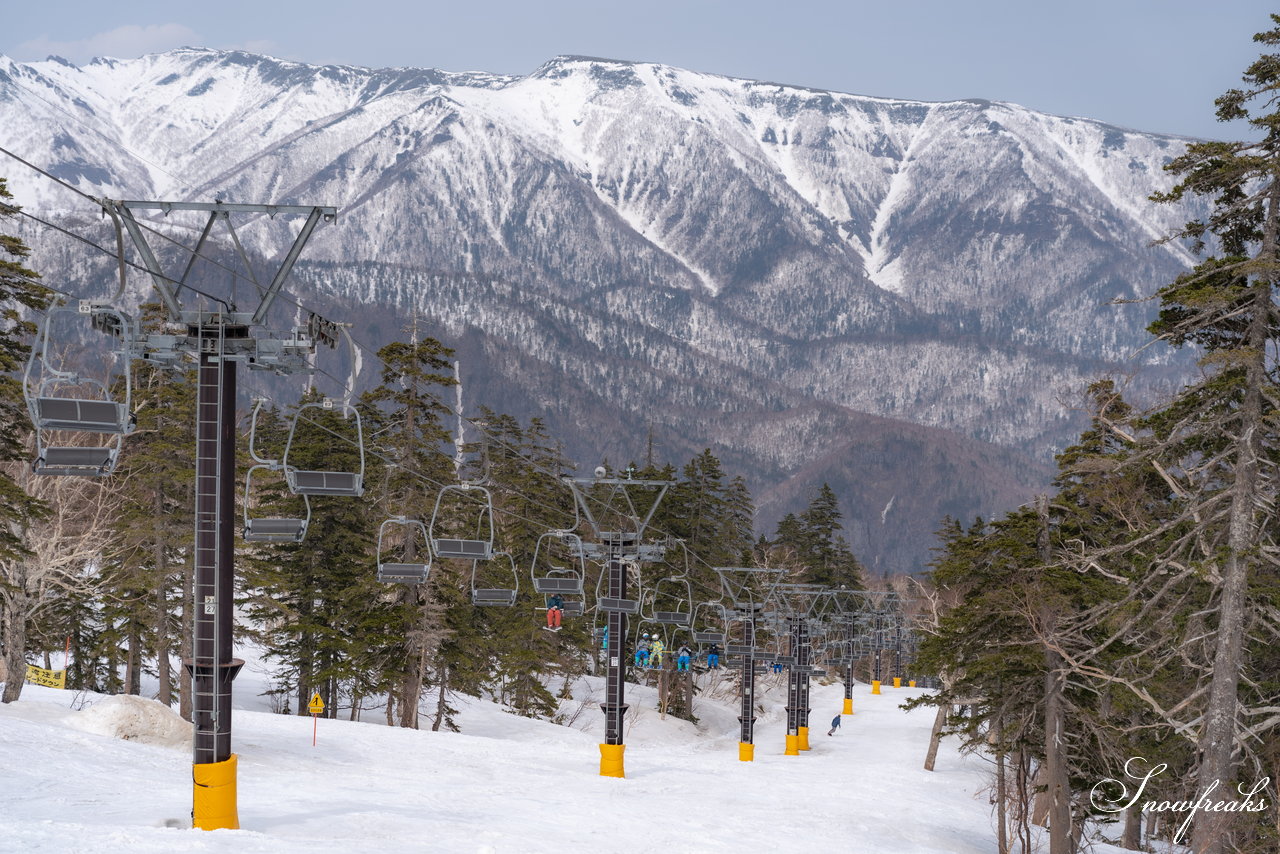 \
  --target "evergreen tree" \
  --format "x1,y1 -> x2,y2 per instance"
363,335 -> 456,728
0,178 -> 51,701
99,309 -> 197,710
240,390 -> 392,718
1134,18 -> 1280,850
770,484 -> 865,589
